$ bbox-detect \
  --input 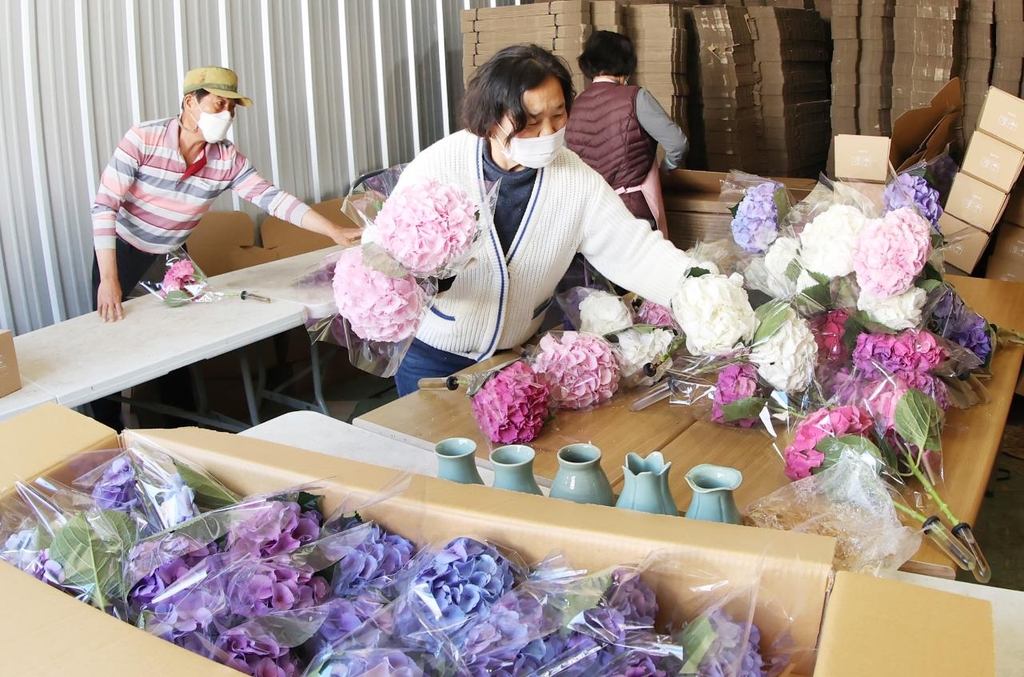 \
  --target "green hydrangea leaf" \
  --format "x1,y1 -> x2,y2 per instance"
894,389 -> 943,452
49,510 -> 138,610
